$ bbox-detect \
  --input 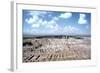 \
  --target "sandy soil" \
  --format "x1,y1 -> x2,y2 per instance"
23,37 -> 91,62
